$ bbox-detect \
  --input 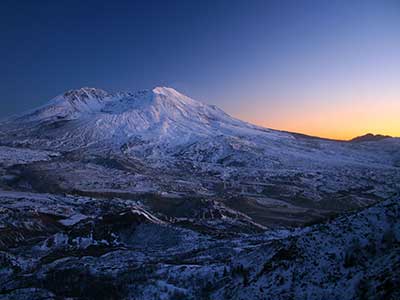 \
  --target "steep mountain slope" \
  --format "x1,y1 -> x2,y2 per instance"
17,87 -> 112,121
